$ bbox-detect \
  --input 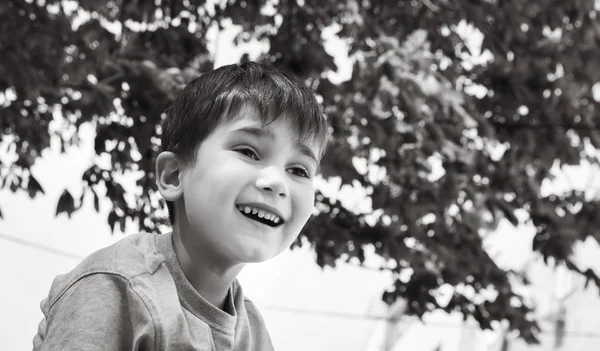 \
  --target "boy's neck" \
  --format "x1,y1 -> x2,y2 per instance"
171,228 -> 244,311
